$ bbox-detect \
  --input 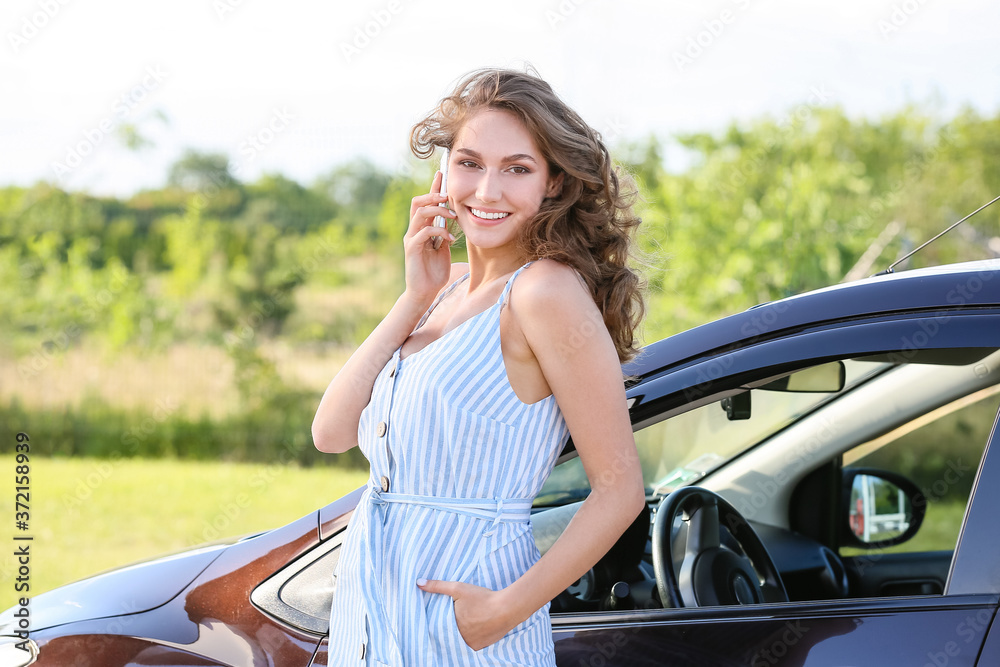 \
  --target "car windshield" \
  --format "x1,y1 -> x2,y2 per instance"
534,358 -> 891,506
